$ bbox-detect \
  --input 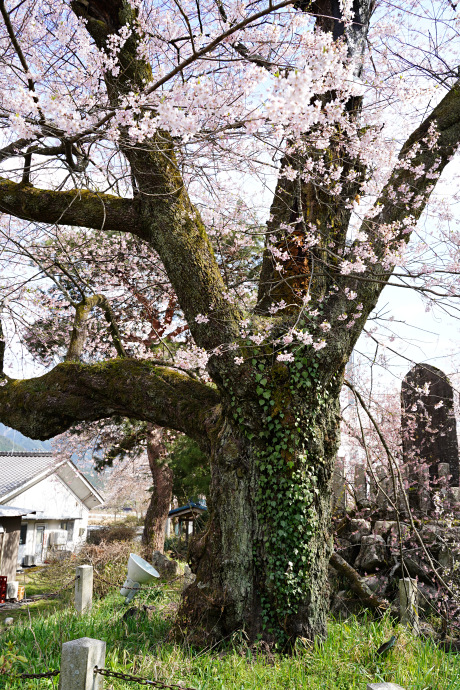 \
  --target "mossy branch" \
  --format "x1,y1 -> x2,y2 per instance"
0,359 -> 220,447
0,177 -> 140,233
